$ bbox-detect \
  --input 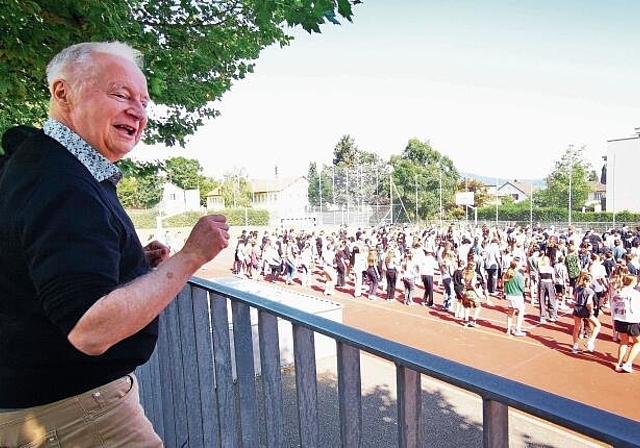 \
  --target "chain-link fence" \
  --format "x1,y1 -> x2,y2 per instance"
309,163 -> 421,227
